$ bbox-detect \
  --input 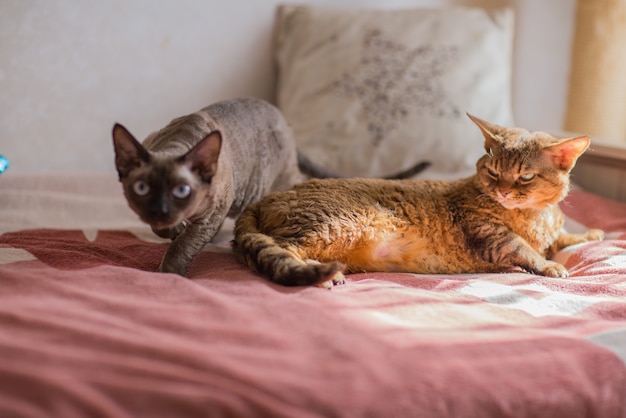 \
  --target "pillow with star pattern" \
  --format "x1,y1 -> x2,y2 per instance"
274,5 -> 514,178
